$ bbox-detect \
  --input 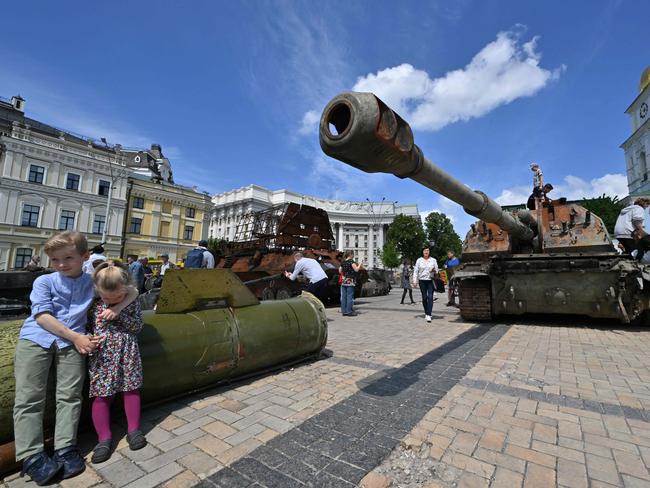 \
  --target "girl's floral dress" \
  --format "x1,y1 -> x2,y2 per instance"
88,299 -> 143,397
